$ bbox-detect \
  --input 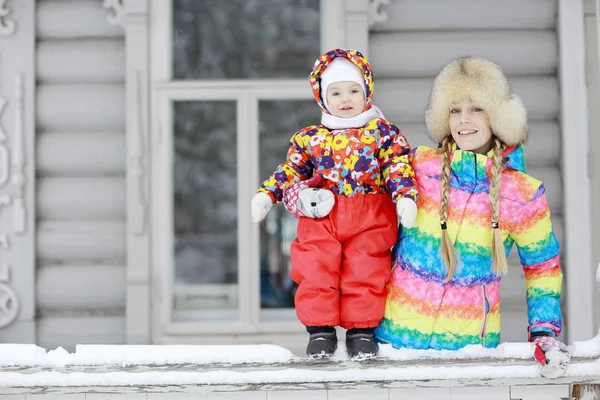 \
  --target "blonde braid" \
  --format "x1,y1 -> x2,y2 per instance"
439,137 -> 457,282
489,137 -> 508,276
